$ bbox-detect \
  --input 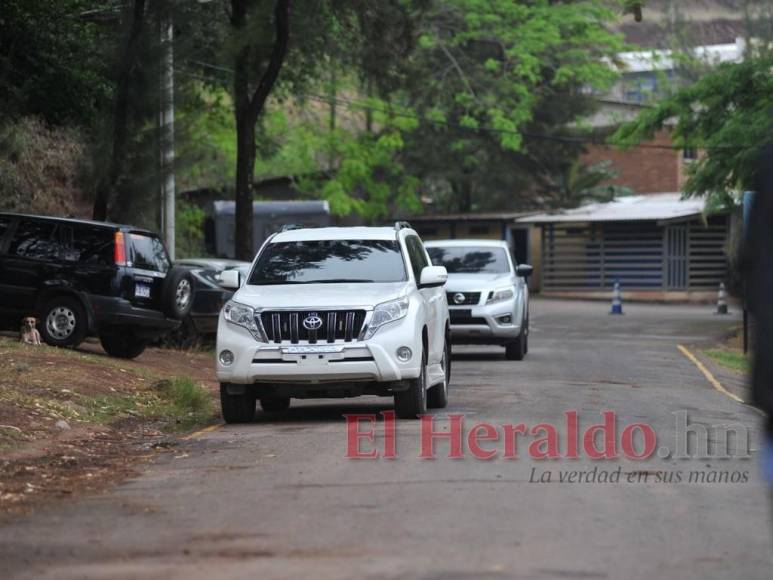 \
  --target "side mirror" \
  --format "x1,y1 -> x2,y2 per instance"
516,264 -> 533,278
419,265 -> 448,289
219,269 -> 241,290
